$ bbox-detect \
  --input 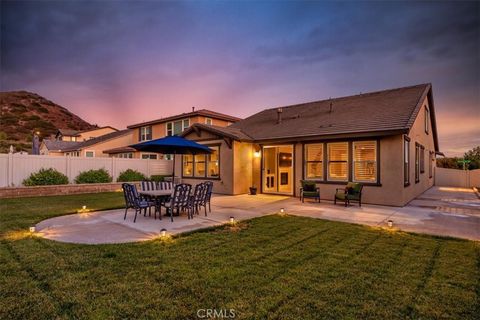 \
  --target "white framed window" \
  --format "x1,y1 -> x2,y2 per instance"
85,151 -> 94,157
205,118 -> 213,125
305,143 -> 323,179
141,153 -> 157,160
183,145 -> 220,178
353,141 -> 377,183
166,119 -> 190,136
140,126 -> 152,141
404,136 -> 410,186
327,142 -> 348,181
